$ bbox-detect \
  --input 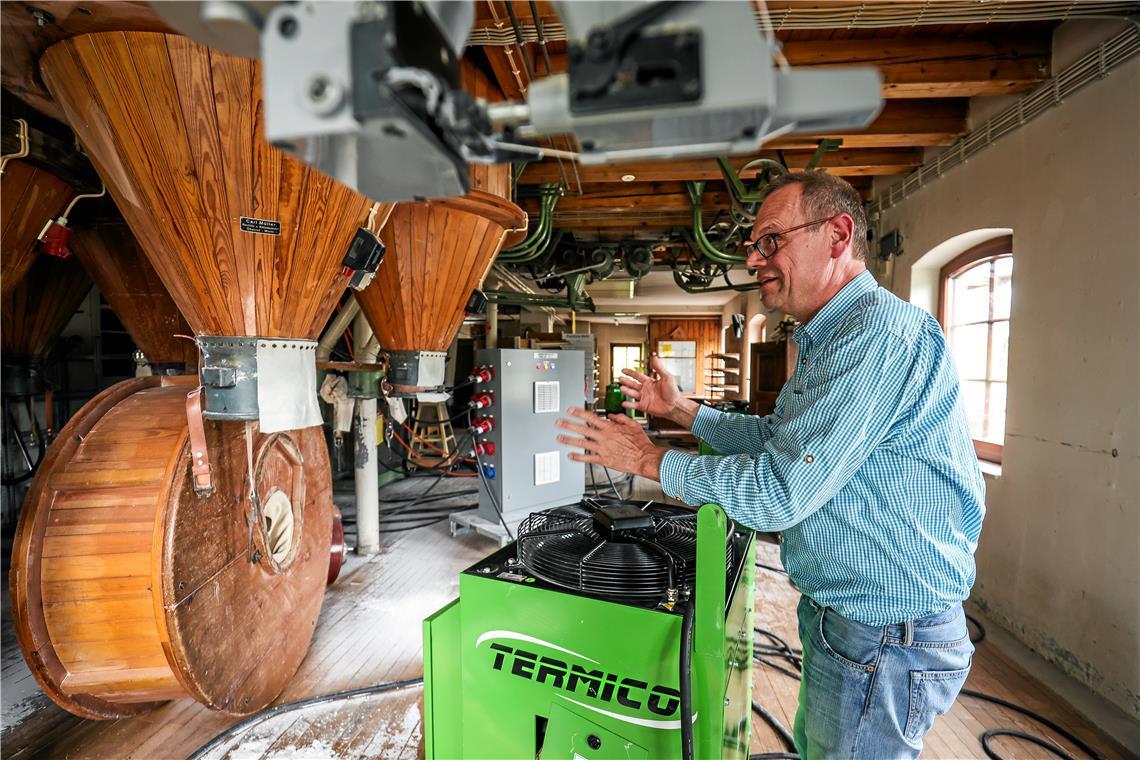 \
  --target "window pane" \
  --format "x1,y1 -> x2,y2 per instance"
985,382 -> 1007,444
961,380 -> 987,440
990,320 -> 1009,382
992,256 -> 1012,320
950,263 -> 991,326
611,346 -> 642,382
950,323 -> 989,380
